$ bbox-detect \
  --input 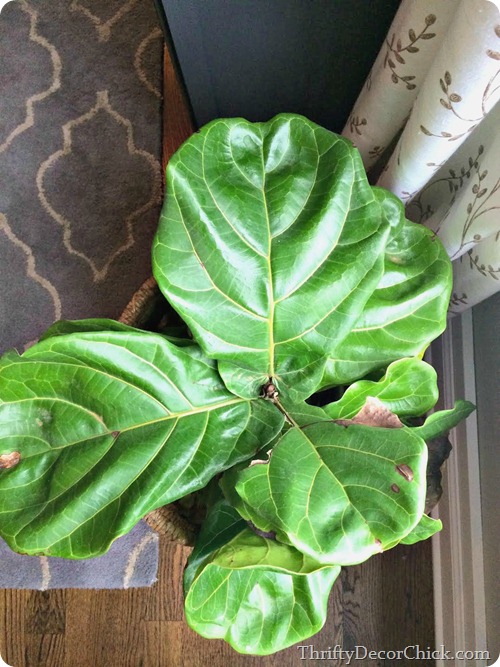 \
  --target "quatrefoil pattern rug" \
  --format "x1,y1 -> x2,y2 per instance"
0,0 -> 163,352
0,0 -> 164,587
